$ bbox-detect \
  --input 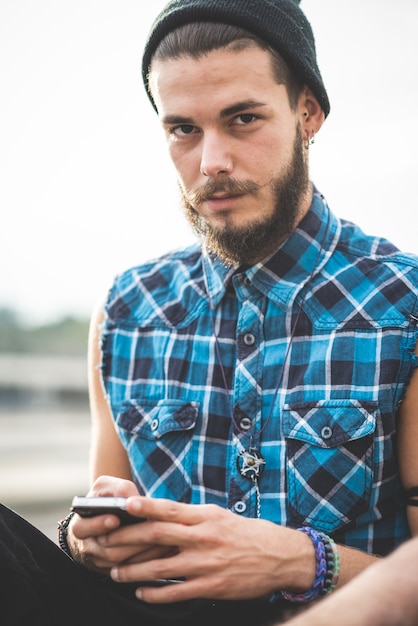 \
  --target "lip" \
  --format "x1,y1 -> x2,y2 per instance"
204,194 -> 244,212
